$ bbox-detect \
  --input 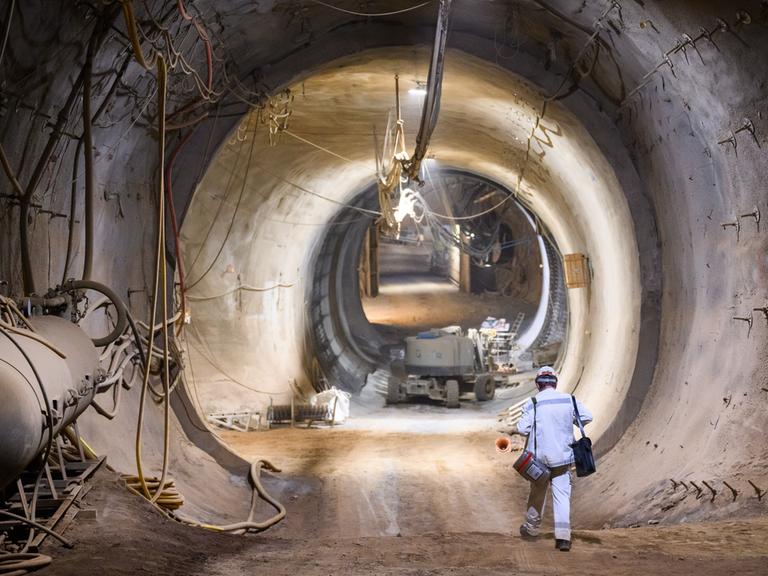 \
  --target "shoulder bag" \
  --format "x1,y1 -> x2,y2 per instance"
570,396 -> 596,477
